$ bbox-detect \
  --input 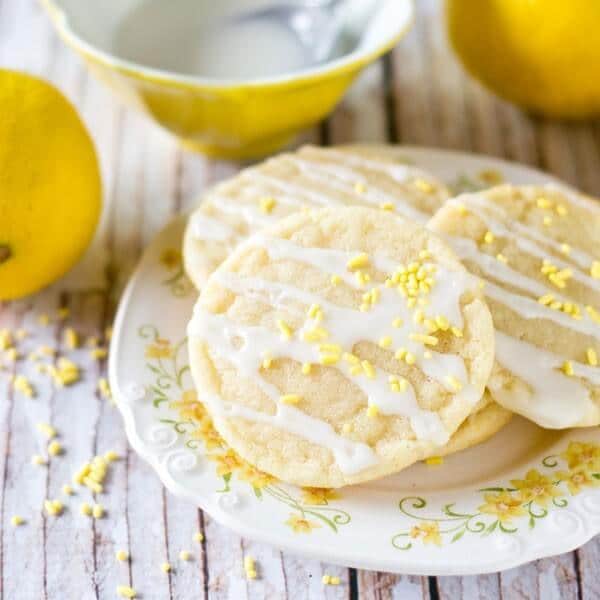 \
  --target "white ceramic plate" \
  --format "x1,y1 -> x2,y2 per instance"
109,147 -> 600,576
